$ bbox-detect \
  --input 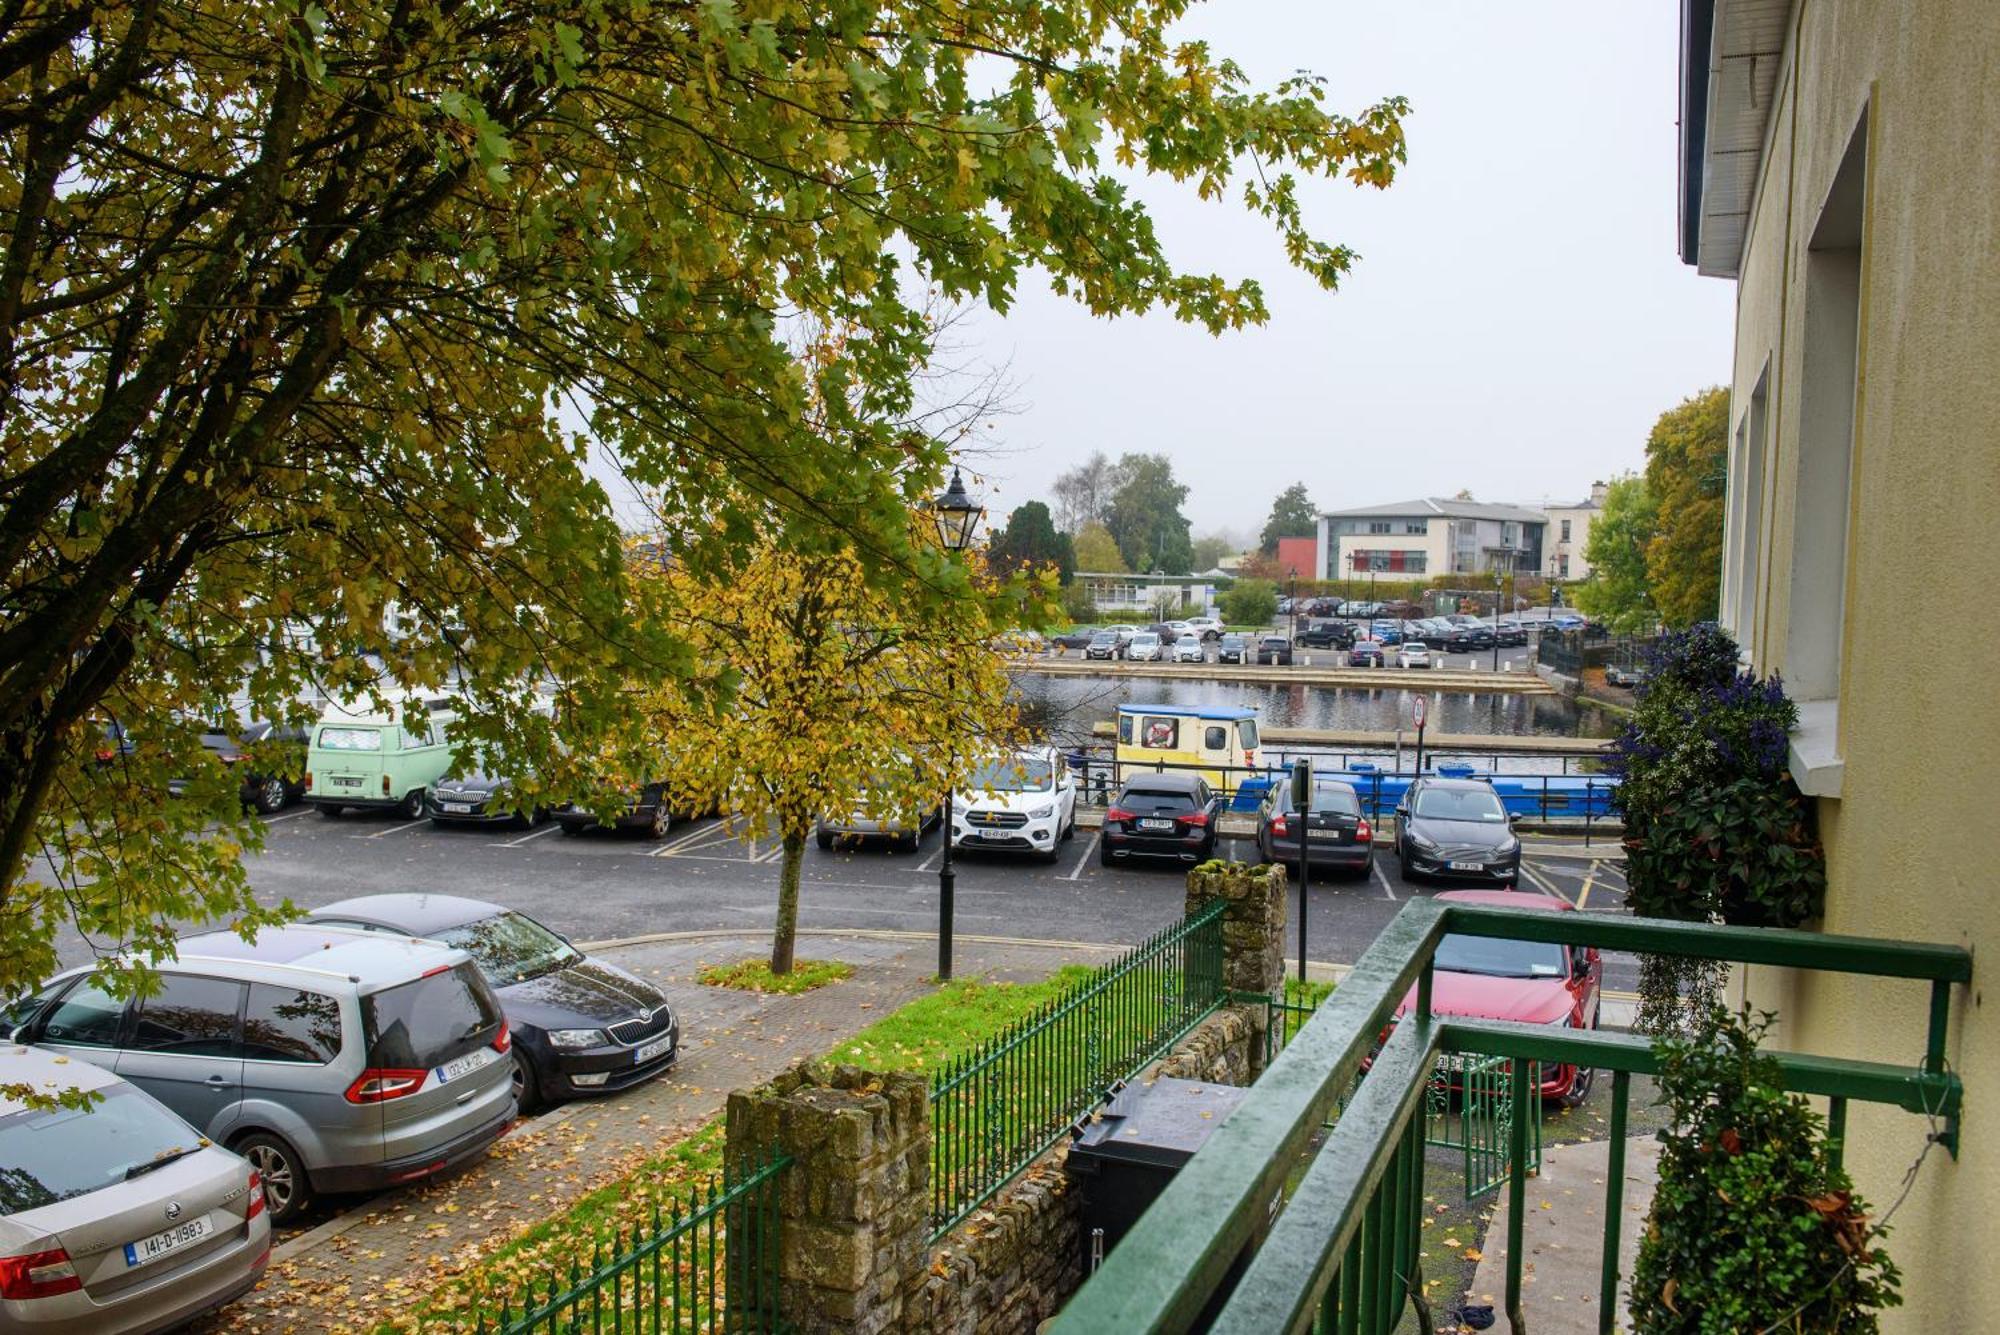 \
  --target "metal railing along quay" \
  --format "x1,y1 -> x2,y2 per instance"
1053,900 -> 1969,1335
